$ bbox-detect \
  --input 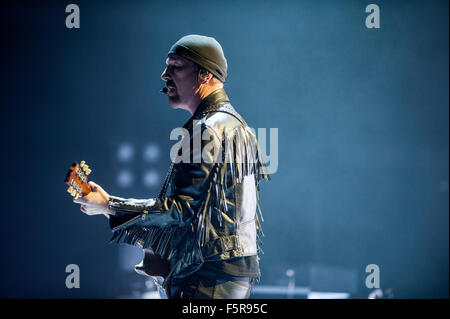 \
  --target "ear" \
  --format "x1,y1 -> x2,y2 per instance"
198,69 -> 213,84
